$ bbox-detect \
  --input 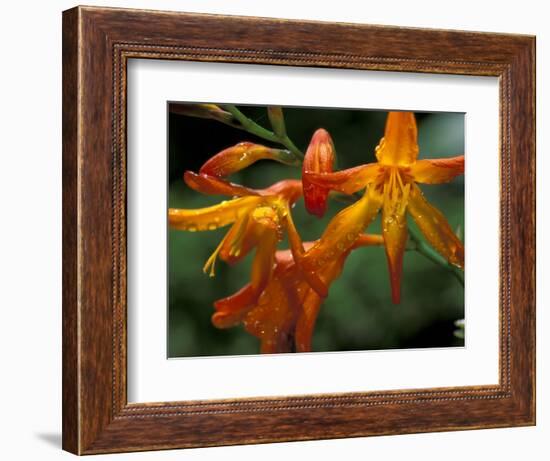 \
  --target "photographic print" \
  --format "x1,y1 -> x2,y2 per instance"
168,104 -> 465,357
62,7 -> 535,452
